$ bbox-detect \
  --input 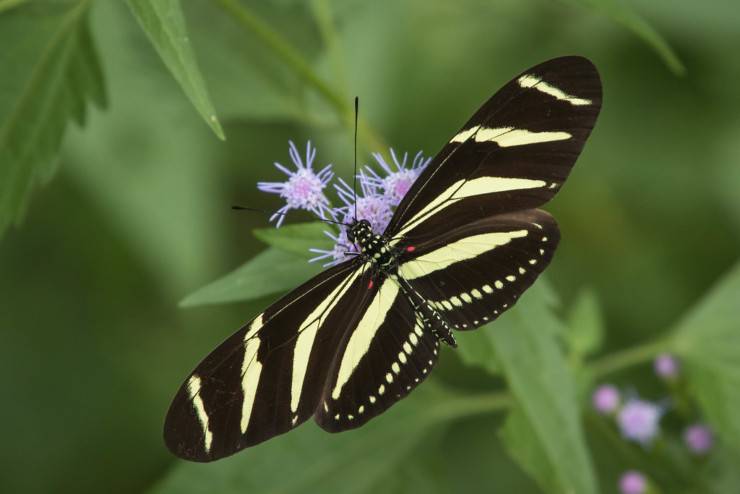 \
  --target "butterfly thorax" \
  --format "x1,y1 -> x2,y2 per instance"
347,219 -> 399,270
